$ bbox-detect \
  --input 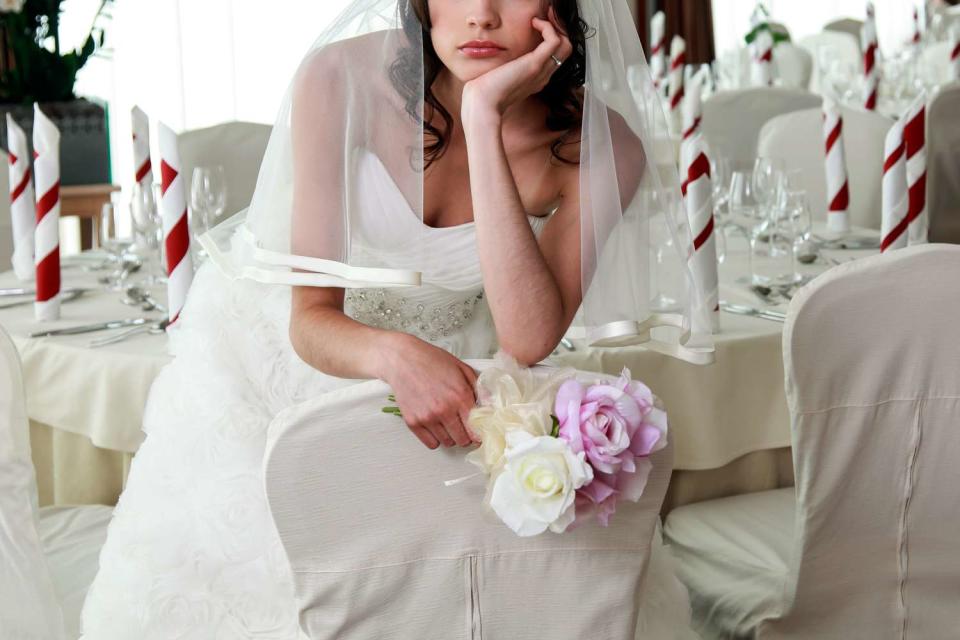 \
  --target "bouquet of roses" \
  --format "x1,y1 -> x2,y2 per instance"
463,357 -> 667,537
